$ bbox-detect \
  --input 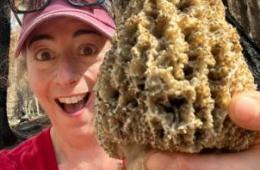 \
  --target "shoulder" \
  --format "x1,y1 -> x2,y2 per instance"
0,128 -> 57,170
